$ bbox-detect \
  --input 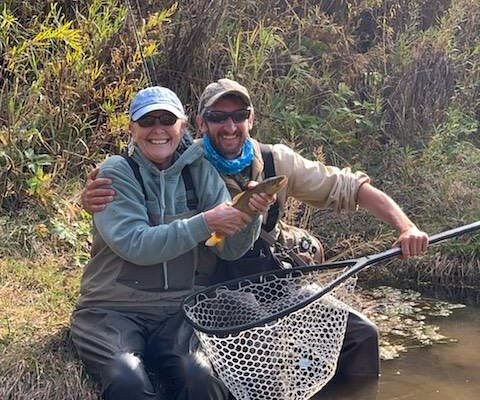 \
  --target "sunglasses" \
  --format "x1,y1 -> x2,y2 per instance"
136,113 -> 178,128
203,108 -> 251,124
